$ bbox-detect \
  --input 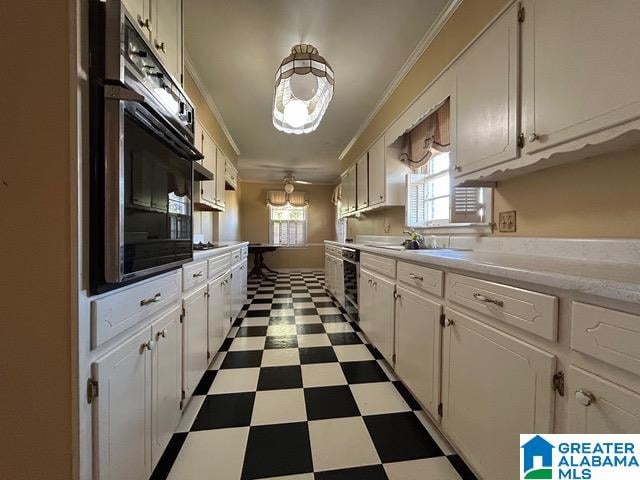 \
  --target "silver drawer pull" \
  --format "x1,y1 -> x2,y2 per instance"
140,340 -> 154,353
140,293 -> 161,306
409,273 -> 424,281
192,271 -> 204,278
575,389 -> 595,406
473,293 -> 504,307
156,329 -> 167,340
